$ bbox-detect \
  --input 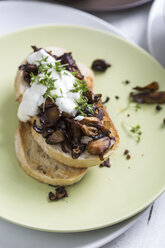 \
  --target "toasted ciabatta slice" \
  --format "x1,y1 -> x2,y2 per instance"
15,46 -> 119,168
15,121 -> 87,186
14,46 -> 94,102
